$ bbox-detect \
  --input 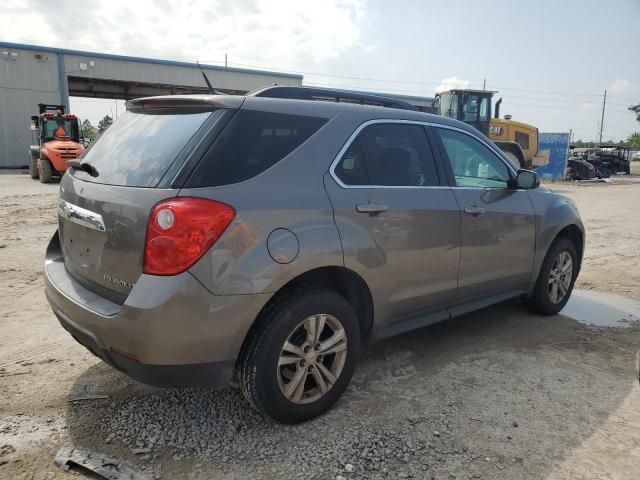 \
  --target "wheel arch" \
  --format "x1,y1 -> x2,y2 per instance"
237,266 -> 374,359
554,224 -> 584,271
530,222 -> 584,291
